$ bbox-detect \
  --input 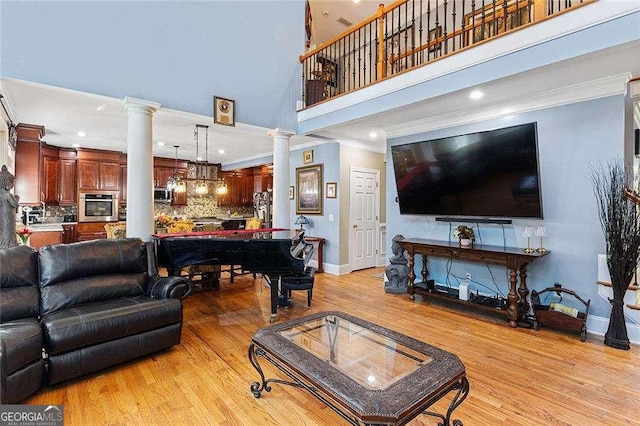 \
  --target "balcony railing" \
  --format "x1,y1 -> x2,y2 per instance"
300,0 -> 596,107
